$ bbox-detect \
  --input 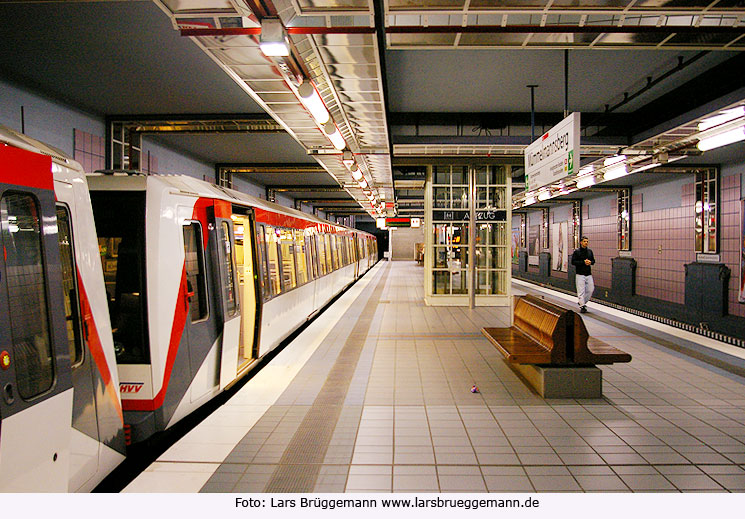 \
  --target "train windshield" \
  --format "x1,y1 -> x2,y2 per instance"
89,190 -> 150,364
